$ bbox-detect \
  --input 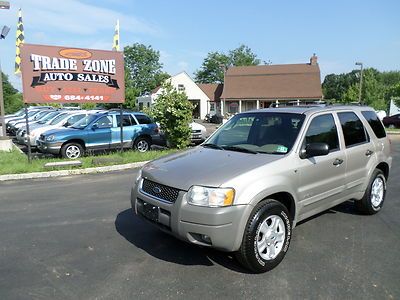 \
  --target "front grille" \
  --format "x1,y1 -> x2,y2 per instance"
141,179 -> 180,203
